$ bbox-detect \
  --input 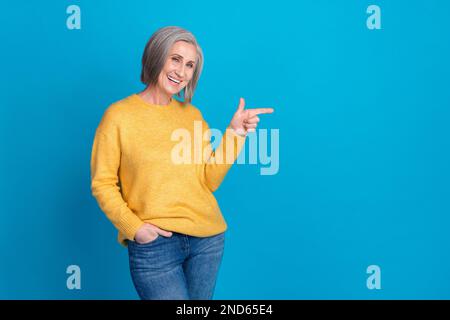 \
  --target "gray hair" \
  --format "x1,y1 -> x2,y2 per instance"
140,26 -> 204,104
